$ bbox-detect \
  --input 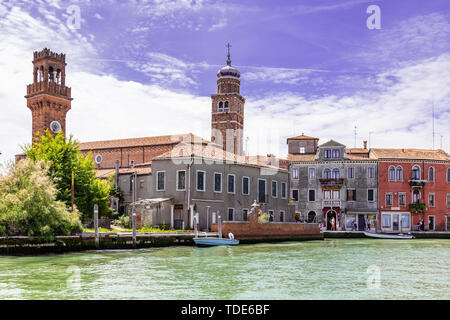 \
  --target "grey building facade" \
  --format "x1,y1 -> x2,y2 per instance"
287,135 -> 378,230
151,152 -> 290,231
